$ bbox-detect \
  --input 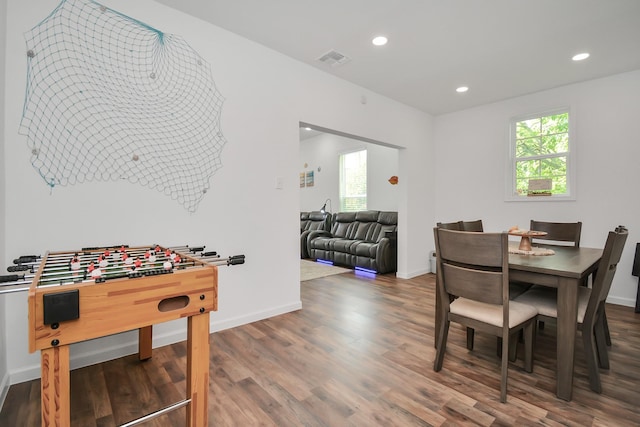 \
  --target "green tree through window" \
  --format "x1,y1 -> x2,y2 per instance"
511,111 -> 571,197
